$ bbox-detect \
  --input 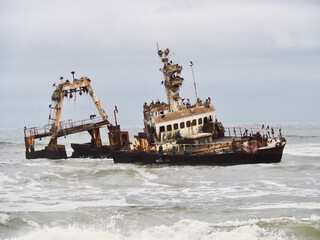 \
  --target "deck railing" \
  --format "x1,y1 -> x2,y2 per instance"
24,116 -> 104,138
224,126 -> 281,138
